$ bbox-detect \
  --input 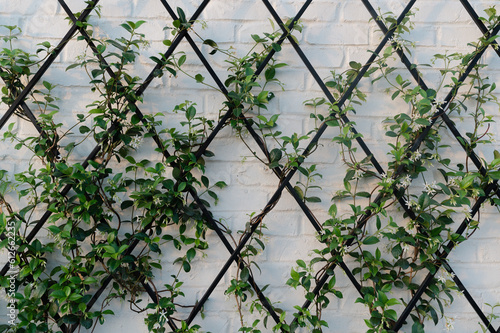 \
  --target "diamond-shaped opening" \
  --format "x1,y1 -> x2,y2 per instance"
22,2 -> 74,44
322,269 -> 370,330
286,153 -> 344,215
180,0 -> 282,86
435,262 -> 500,332
290,0 -> 374,82
399,3 -> 488,98
440,88 -> 500,167
91,304 -> 147,333
244,198 -> 326,326
187,289 -> 234,331
439,209 -> 500,331
337,203 -> 439,323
